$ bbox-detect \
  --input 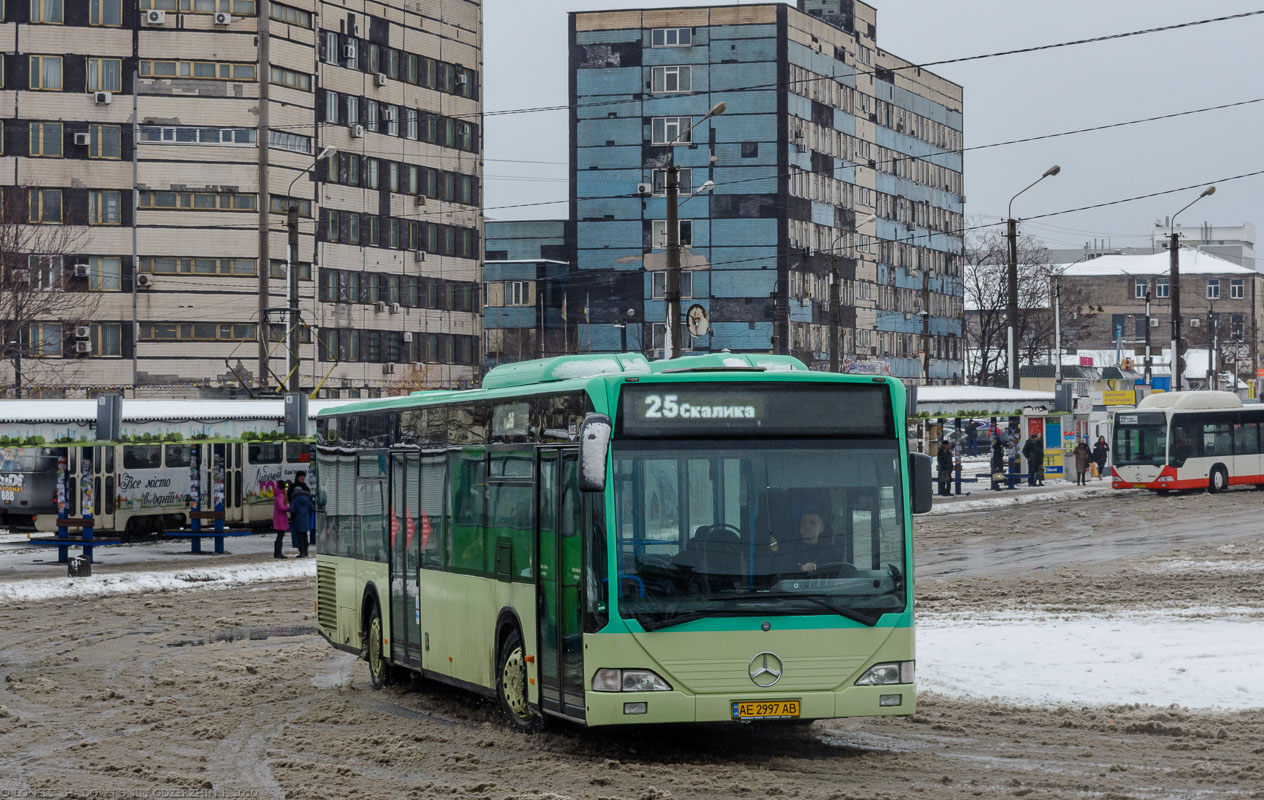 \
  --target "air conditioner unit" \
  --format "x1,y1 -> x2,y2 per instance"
213,11 -> 232,25
382,363 -> 396,375
342,44 -> 356,60
73,133 -> 91,146
414,250 -> 425,263
456,73 -> 468,86
72,264 -> 90,278
74,341 -> 92,354
1191,318 -> 1201,327
136,274 -> 153,288
402,331 -> 413,343
636,183 -> 652,196
1150,318 -> 1160,328
374,72 -> 387,87
74,325 -> 91,338
414,195 -> 426,206
349,124 -> 364,139
390,302 -> 401,314
145,9 -> 166,25
375,301 -> 387,313
94,91 -> 112,105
